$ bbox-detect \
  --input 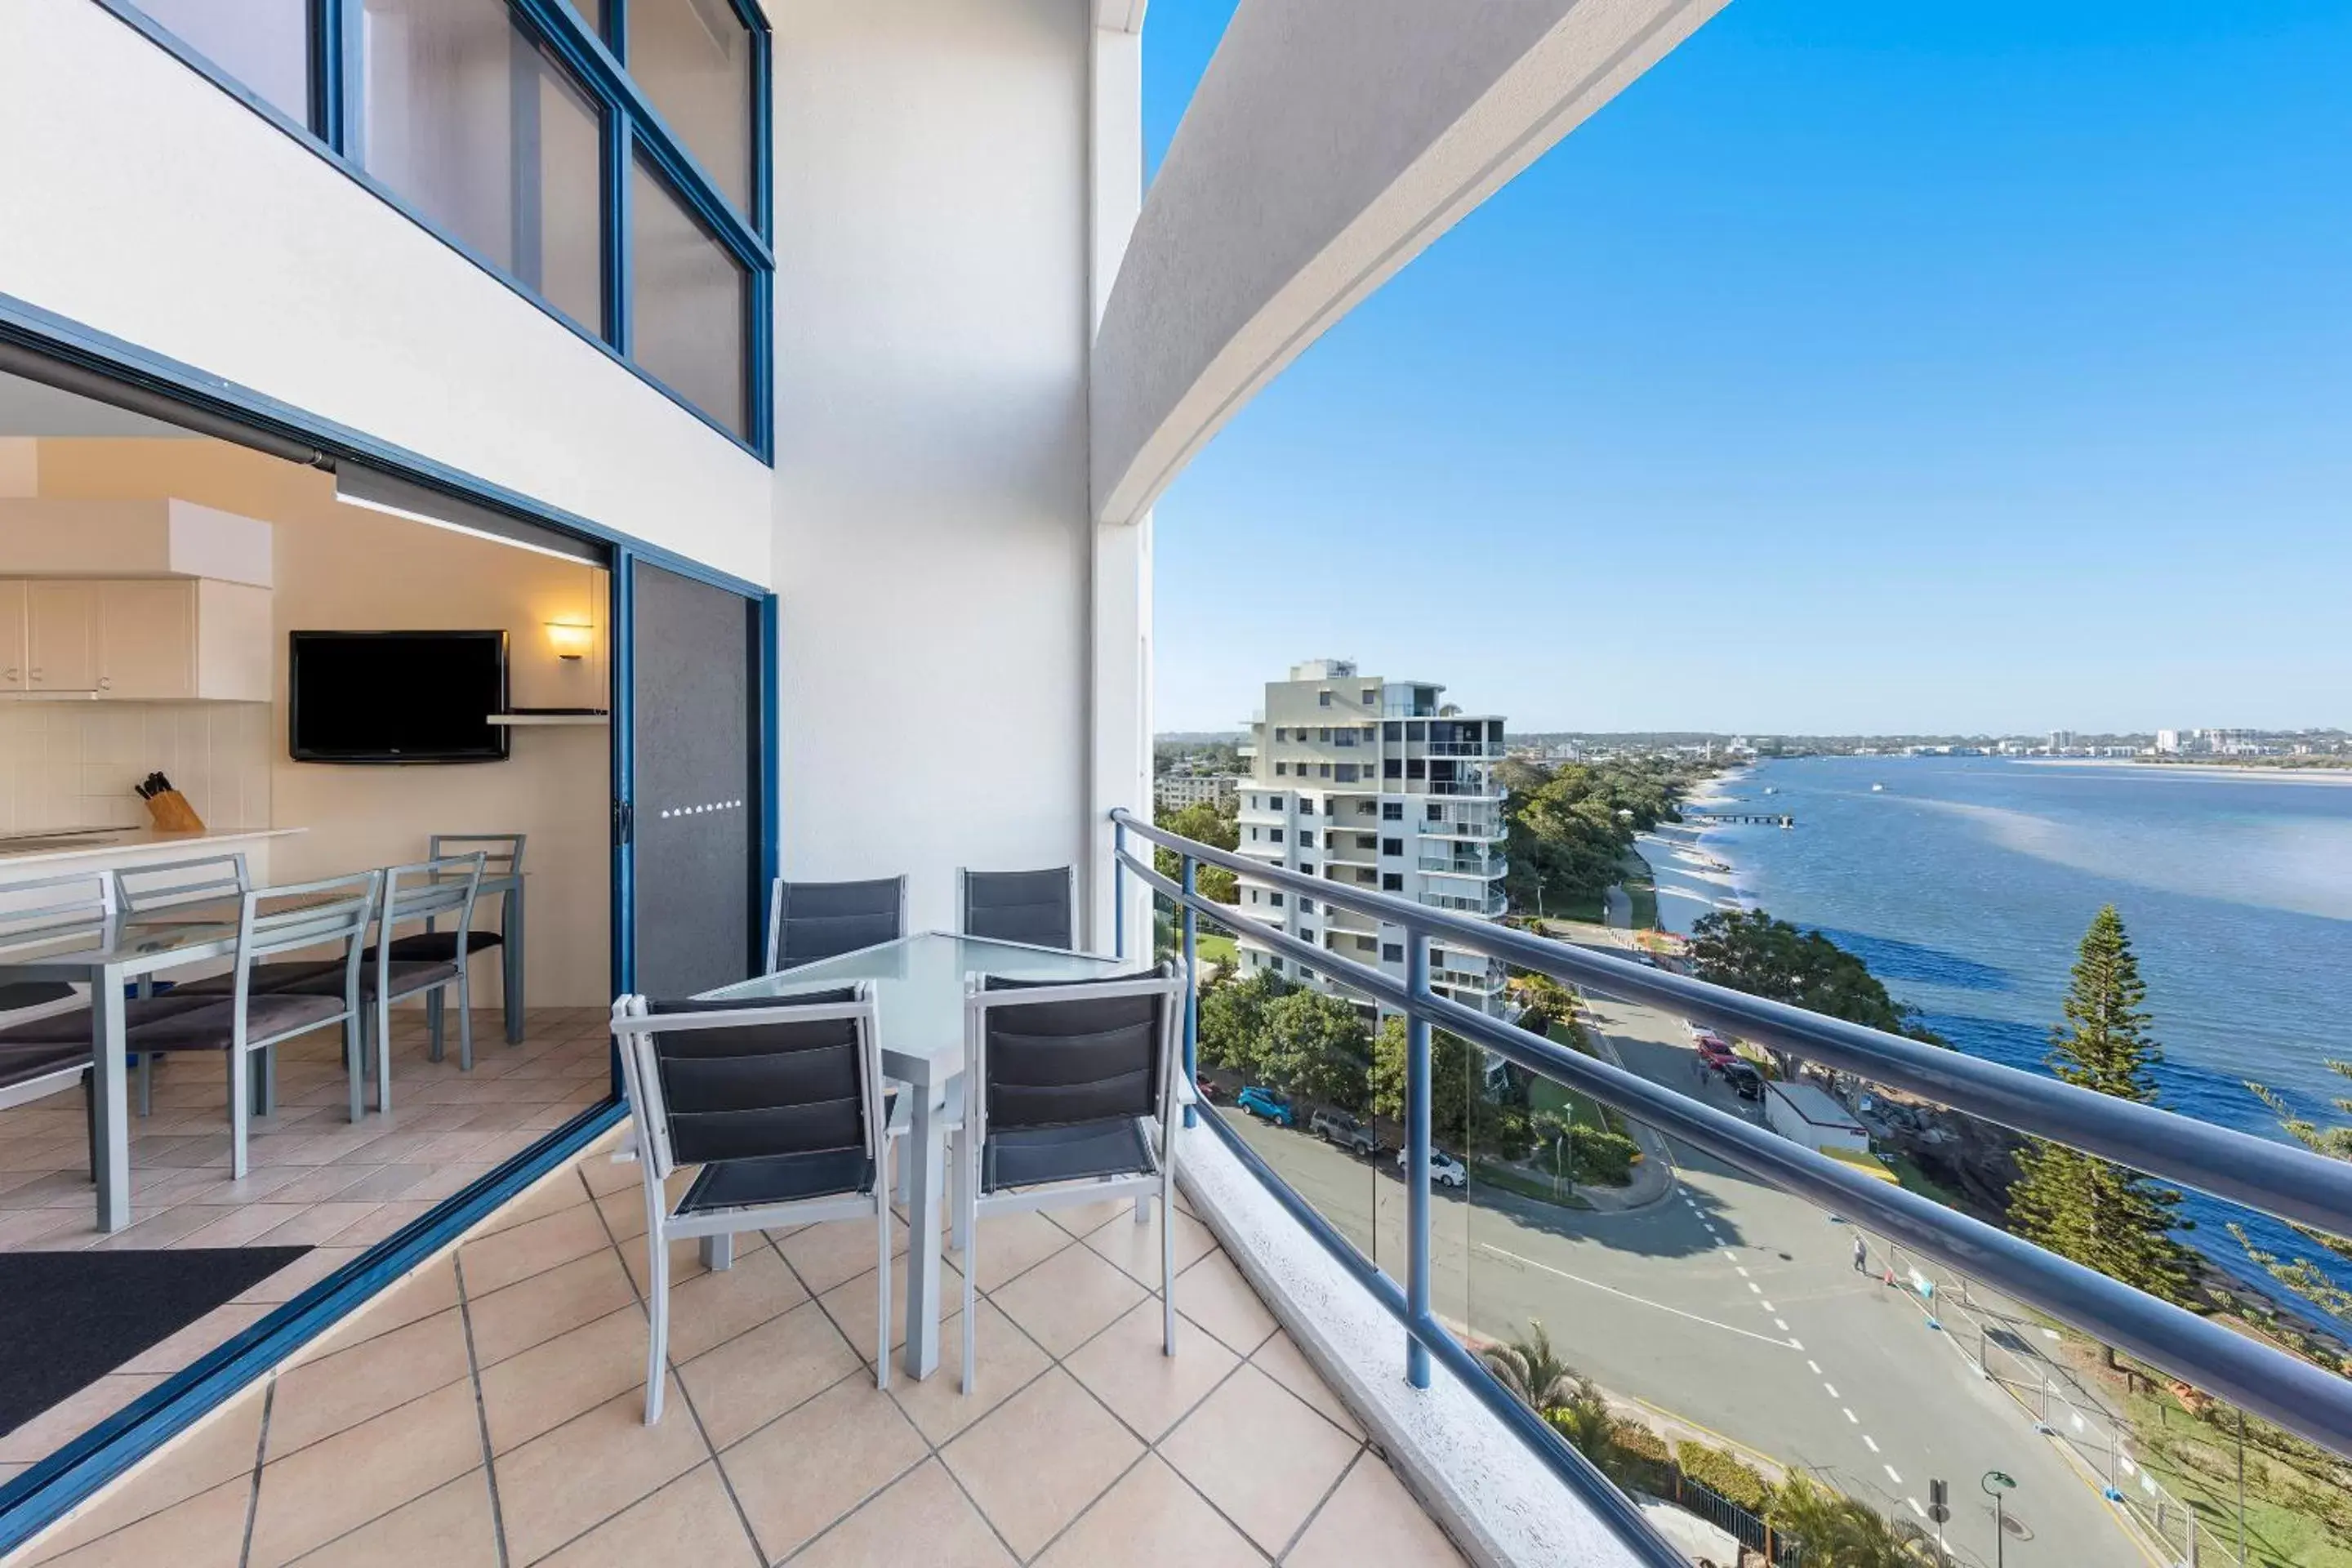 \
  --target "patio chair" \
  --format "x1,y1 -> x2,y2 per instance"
764,875 -> 906,973
958,866 -> 1076,951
